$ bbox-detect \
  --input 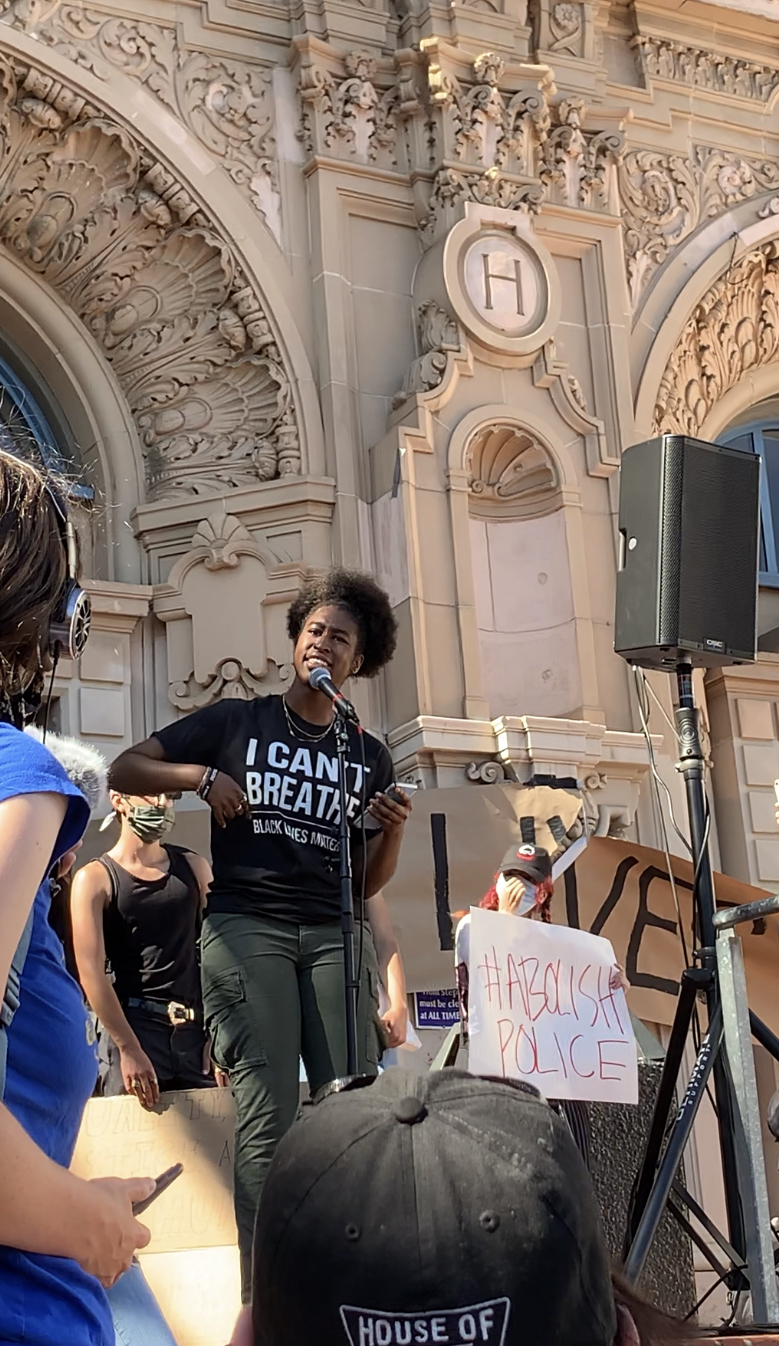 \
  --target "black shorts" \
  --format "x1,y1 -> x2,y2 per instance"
99,1005 -> 216,1095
